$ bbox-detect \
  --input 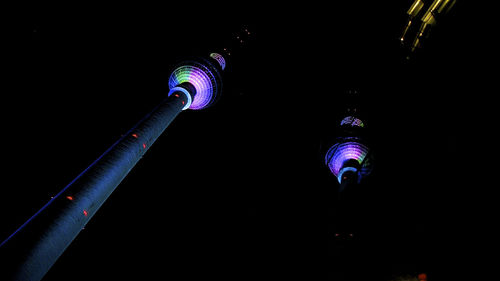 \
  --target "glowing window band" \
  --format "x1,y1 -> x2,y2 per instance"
168,62 -> 219,110
325,141 -> 370,183
210,53 -> 226,70
340,116 -> 364,127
